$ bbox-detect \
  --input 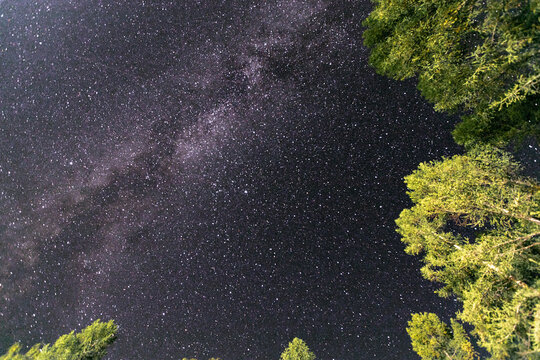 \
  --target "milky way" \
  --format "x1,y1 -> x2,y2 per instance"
0,1 -> 462,359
